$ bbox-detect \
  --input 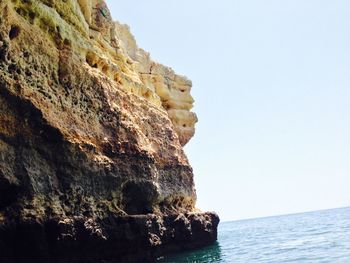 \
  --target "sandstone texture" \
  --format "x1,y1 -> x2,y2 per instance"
0,0 -> 218,262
